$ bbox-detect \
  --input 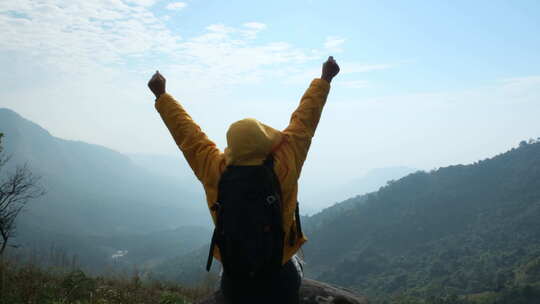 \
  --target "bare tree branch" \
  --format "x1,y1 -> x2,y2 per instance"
0,133 -> 45,255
